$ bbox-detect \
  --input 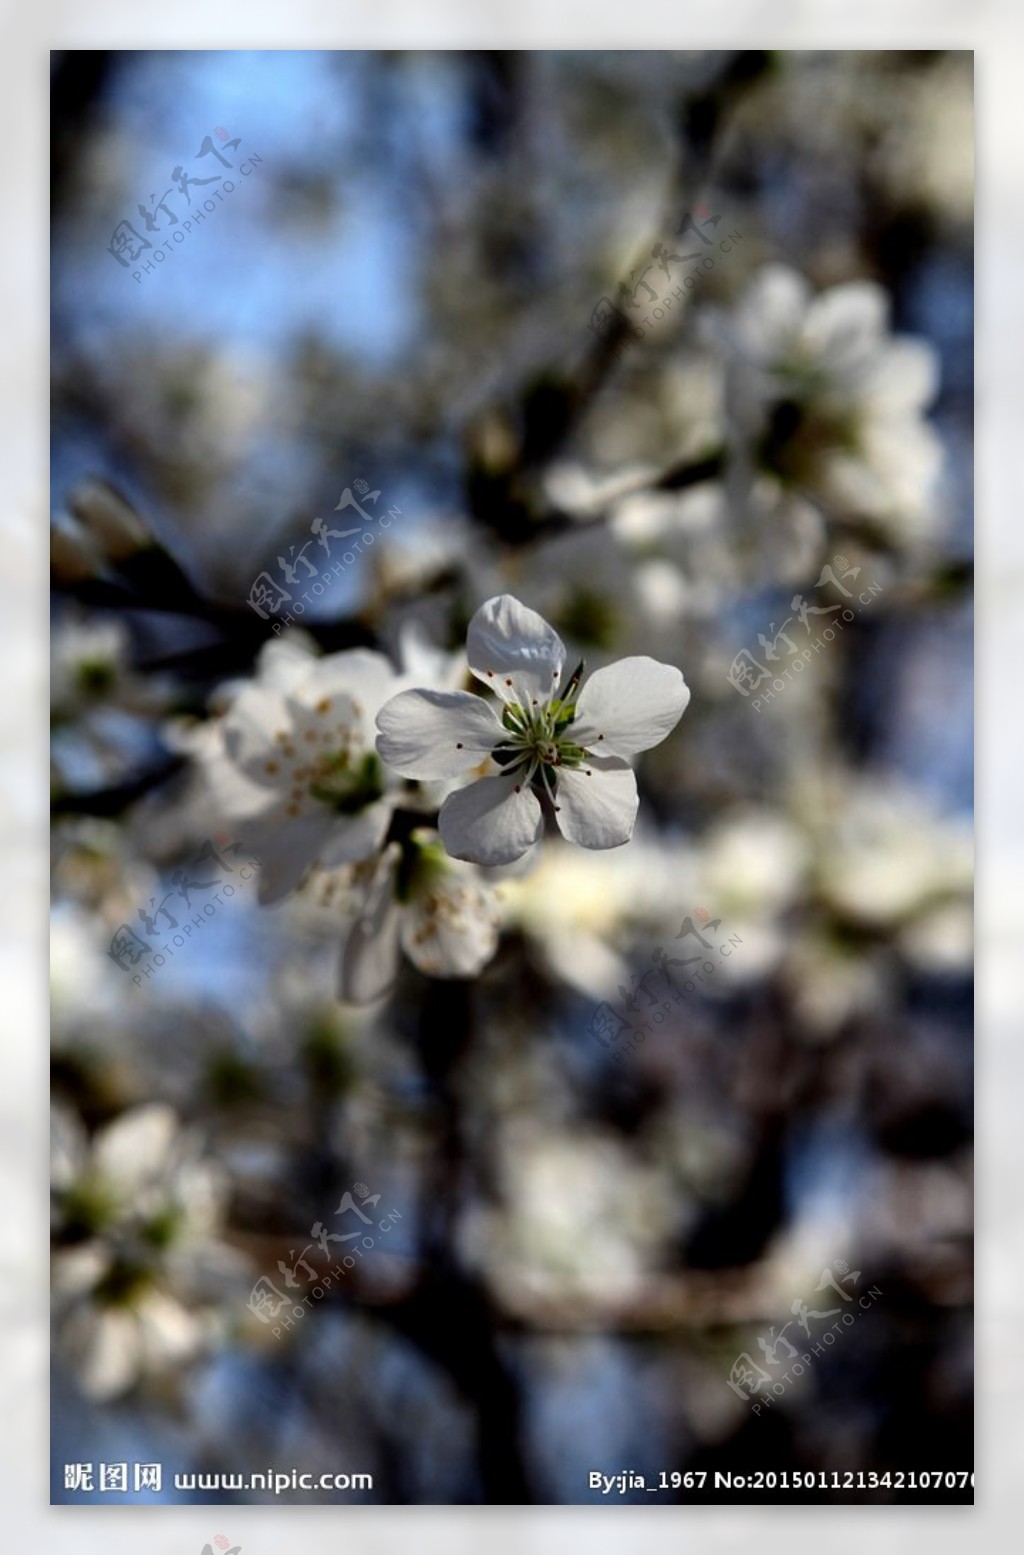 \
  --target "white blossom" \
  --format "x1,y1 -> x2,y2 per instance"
324,829 -> 502,1003
712,264 -> 942,541
463,1126 -> 675,1307
375,594 -> 689,866
190,636 -> 409,904
51,1104 -> 236,1399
